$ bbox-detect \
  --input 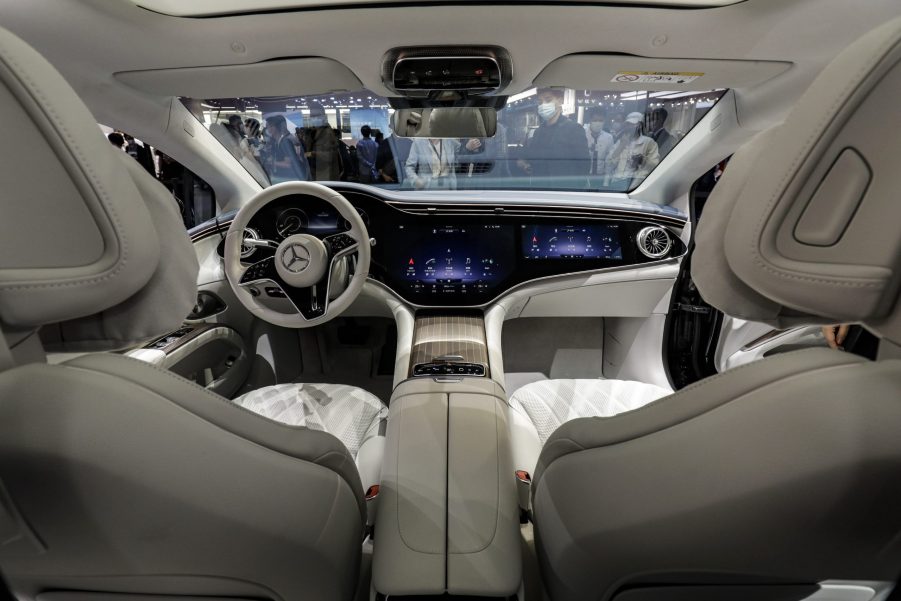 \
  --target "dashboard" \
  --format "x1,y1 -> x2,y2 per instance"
209,187 -> 686,307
